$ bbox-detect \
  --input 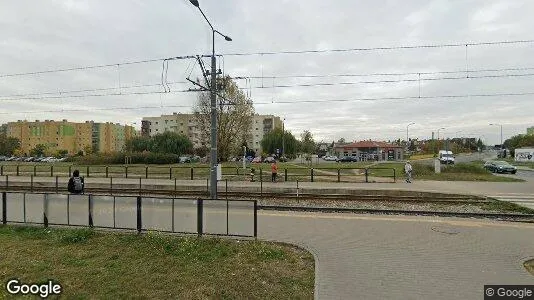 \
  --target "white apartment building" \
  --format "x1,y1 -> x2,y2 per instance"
141,113 -> 202,147
141,113 -> 283,155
